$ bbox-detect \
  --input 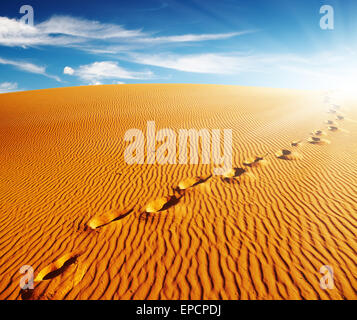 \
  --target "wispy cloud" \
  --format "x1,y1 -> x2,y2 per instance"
0,17 -> 79,47
0,16 -> 144,47
37,16 -> 144,39
130,31 -> 253,44
63,61 -> 153,84
128,53 -> 252,74
127,50 -> 357,89
0,57 -> 61,81
135,1 -> 169,12
0,14 -> 251,50
0,81 -> 18,93
128,52 -> 303,74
